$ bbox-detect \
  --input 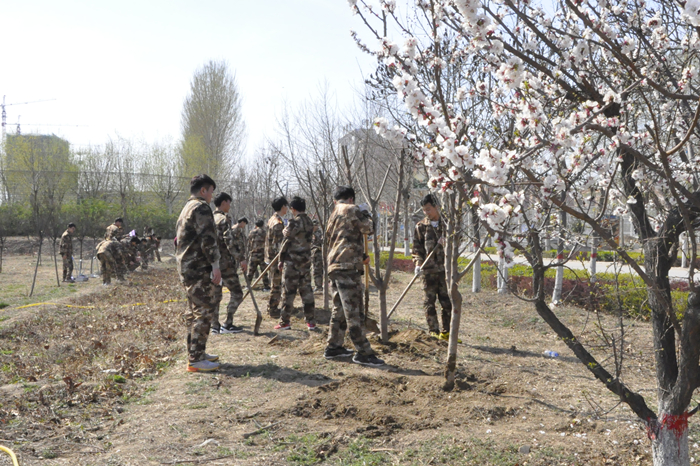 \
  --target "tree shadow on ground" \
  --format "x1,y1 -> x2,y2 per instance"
217,362 -> 332,387
468,344 -> 579,363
